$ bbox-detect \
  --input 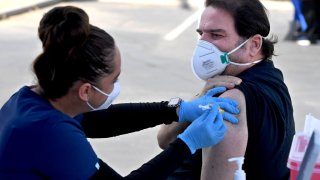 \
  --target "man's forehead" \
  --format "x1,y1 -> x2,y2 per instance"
199,7 -> 235,33
198,20 -> 230,34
